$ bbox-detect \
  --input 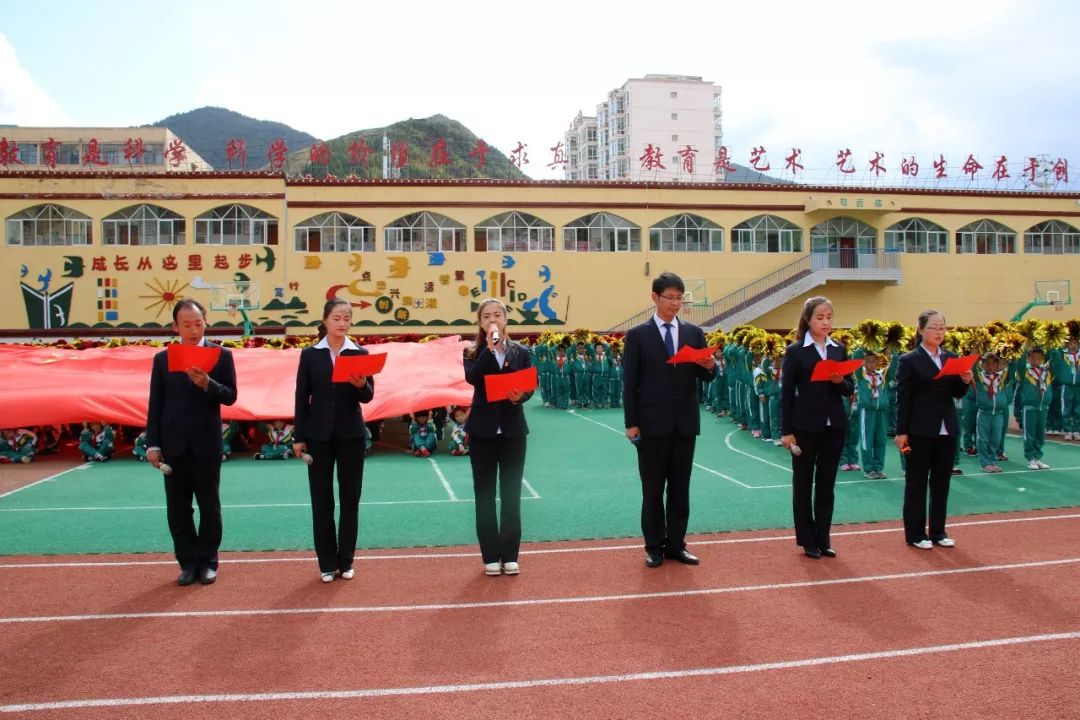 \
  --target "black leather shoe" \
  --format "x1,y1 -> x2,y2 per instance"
803,548 -> 822,559
820,548 -> 837,558
645,551 -> 664,568
177,568 -> 197,586
665,549 -> 700,565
